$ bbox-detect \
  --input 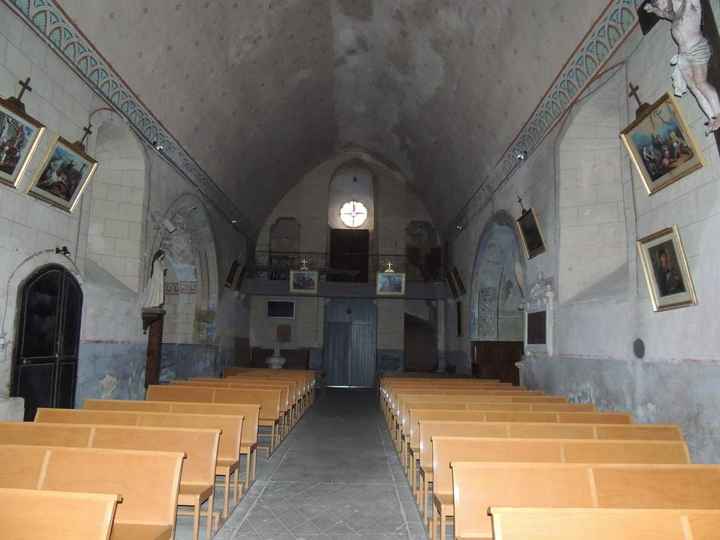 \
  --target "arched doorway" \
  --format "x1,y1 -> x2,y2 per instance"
469,213 -> 525,383
11,265 -> 83,420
